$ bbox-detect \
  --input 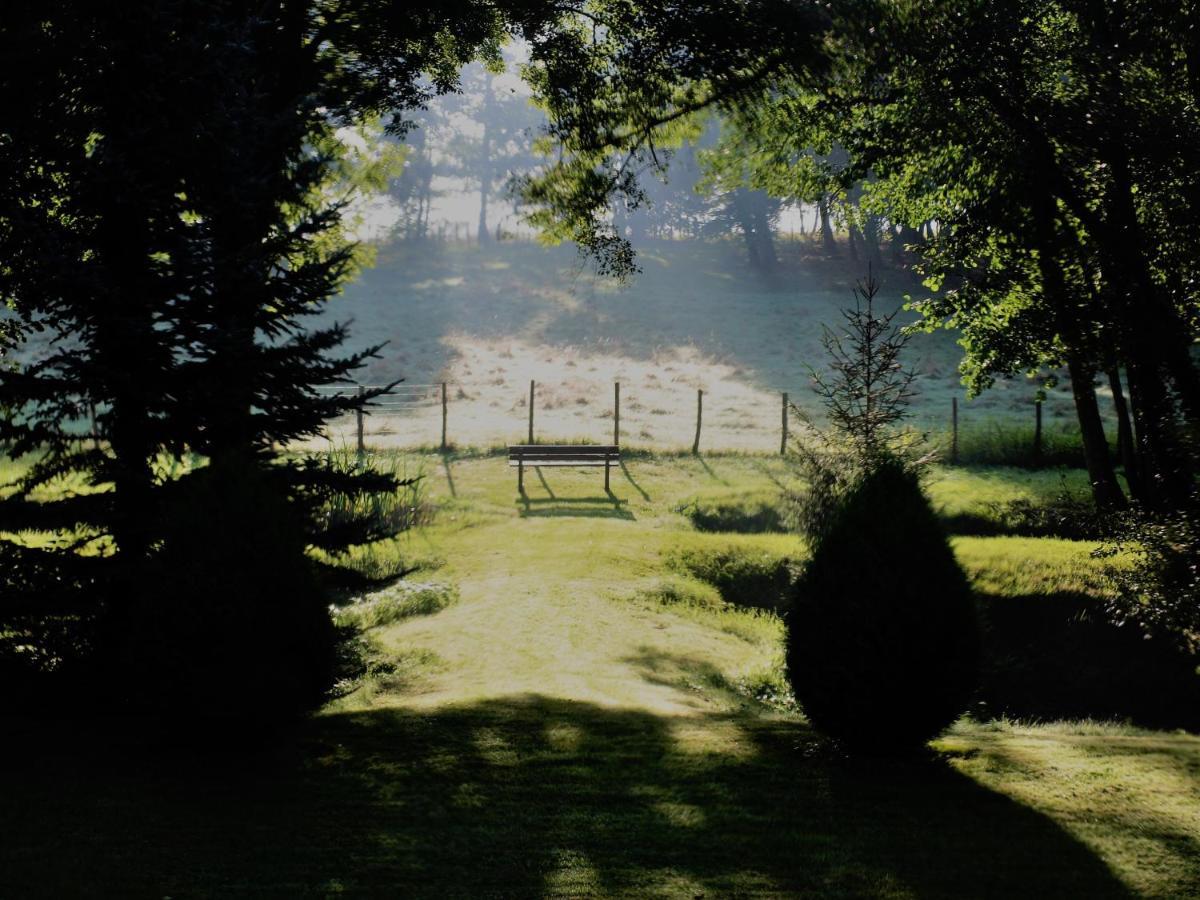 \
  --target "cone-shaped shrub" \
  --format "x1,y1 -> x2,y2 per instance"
786,456 -> 980,752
